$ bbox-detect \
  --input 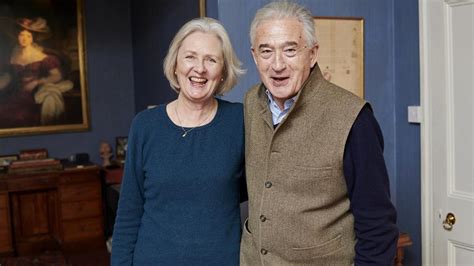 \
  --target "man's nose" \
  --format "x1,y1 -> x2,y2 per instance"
271,51 -> 286,72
